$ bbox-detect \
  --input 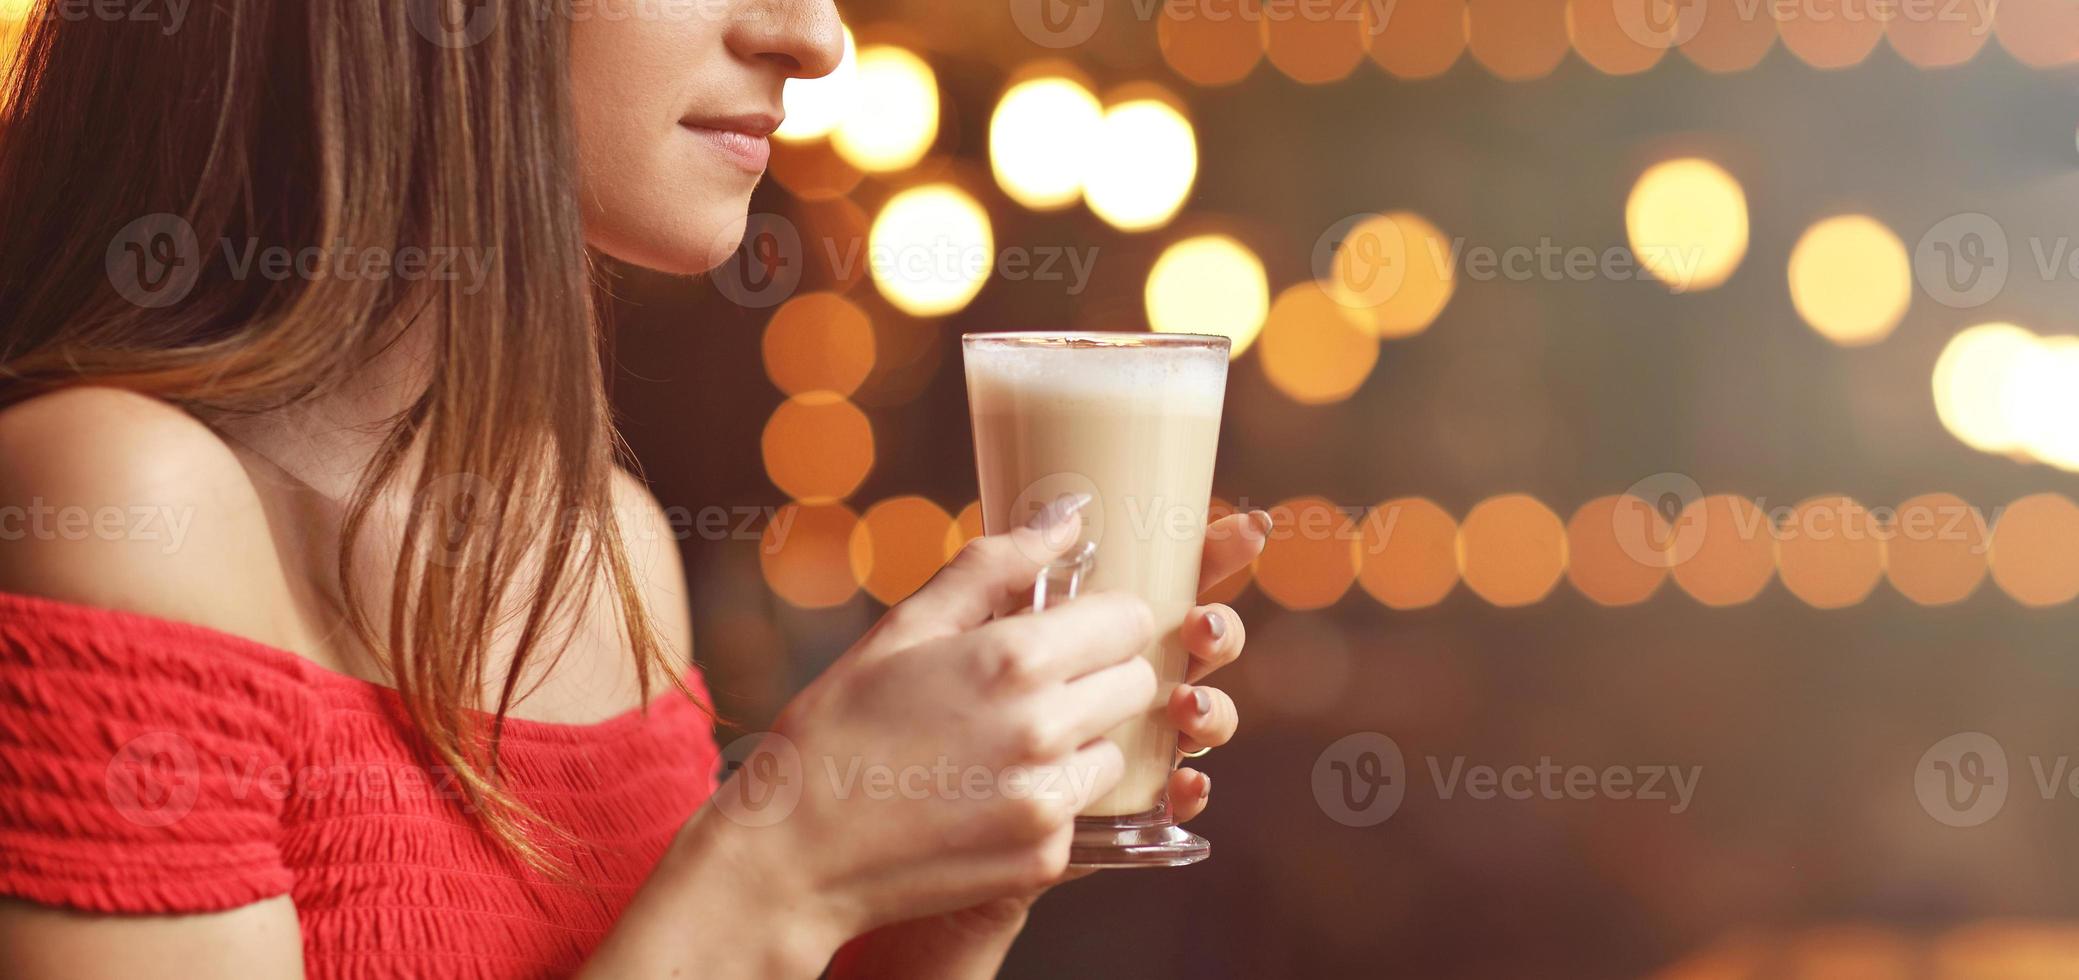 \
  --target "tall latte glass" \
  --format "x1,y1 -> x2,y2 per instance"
962,332 -> 1229,867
